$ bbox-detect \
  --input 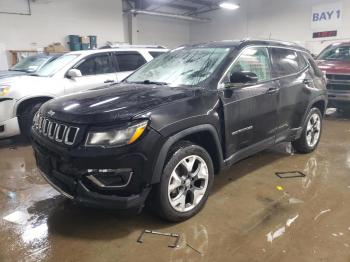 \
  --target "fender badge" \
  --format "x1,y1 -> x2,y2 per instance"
47,110 -> 55,117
